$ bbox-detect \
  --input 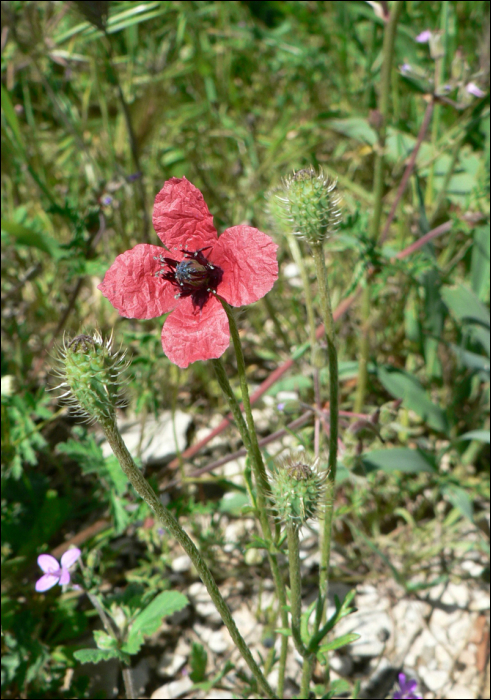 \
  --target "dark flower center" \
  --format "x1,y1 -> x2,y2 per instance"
154,248 -> 223,310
